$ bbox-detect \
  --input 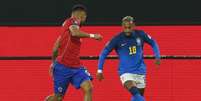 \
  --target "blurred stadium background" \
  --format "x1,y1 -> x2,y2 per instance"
0,0 -> 201,101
